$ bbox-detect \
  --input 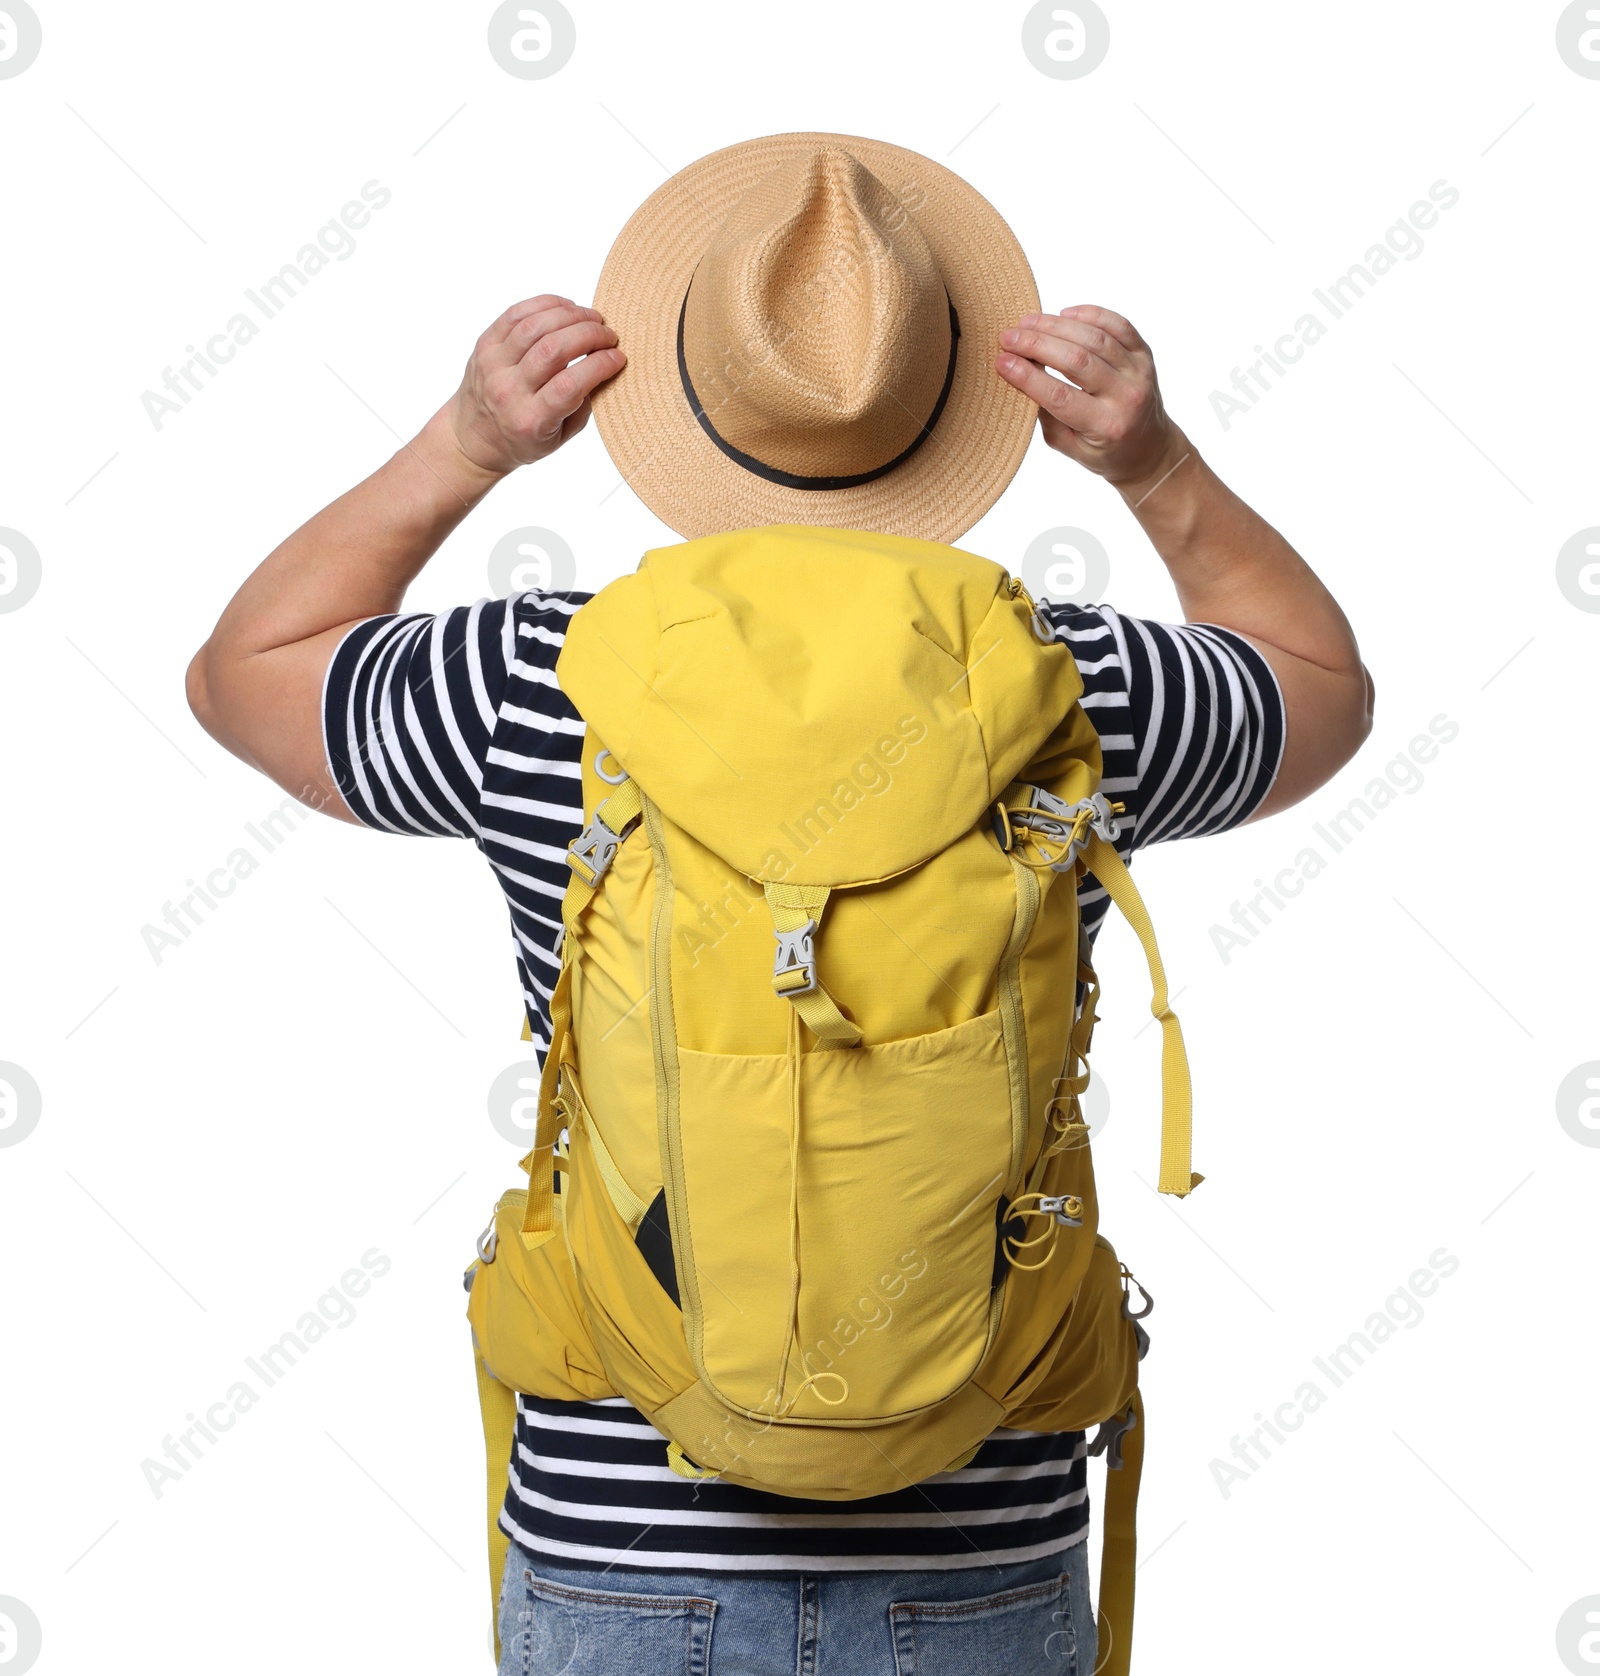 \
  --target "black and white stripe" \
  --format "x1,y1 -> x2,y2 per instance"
323,587 -> 1284,1574
499,1396 -> 1090,1572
